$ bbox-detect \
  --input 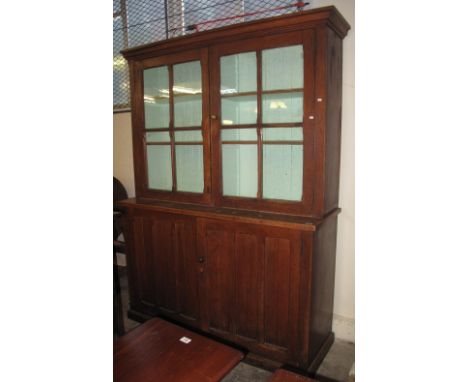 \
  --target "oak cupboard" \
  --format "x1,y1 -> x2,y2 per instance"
118,6 -> 350,372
